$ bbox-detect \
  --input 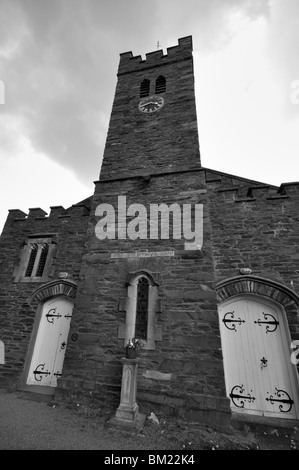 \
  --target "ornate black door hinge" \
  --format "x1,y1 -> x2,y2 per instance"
46,308 -> 62,324
229,384 -> 256,408
222,311 -> 245,332
266,388 -> 294,413
33,363 -> 51,382
254,312 -> 279,333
